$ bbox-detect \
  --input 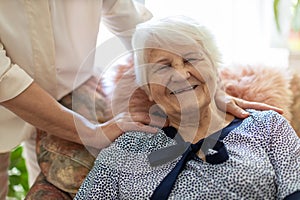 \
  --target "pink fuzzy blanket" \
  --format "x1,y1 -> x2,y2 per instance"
219,65 -> 293,121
